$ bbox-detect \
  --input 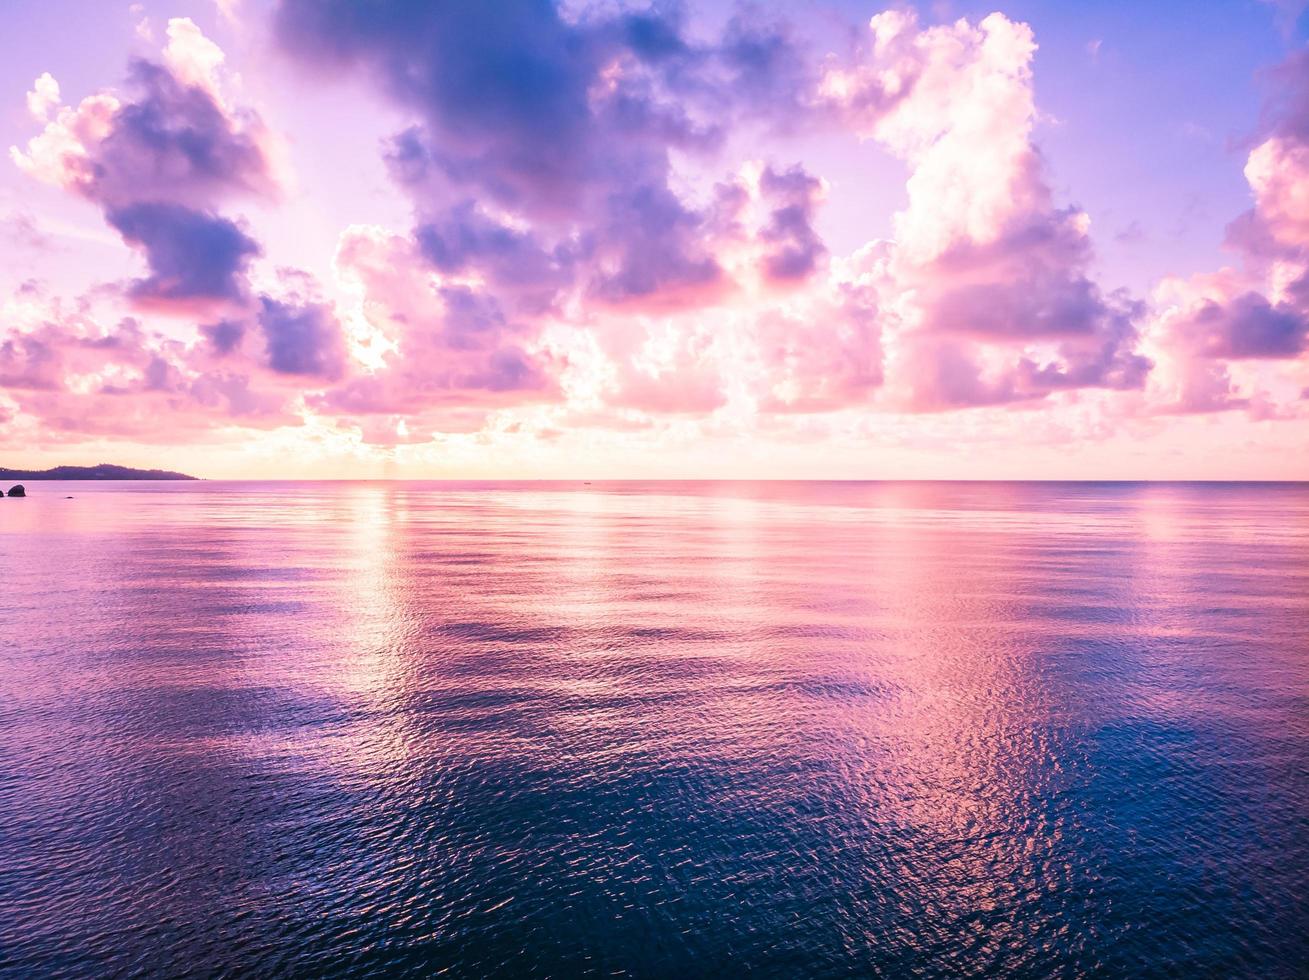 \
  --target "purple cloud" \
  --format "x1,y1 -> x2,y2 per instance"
107,203 -> 260,305
201,319 -> 246,356
257,297 -> 346,379
1183,292 -> 1308,358
89,59 -> 274,209
758,165 -> 826,282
